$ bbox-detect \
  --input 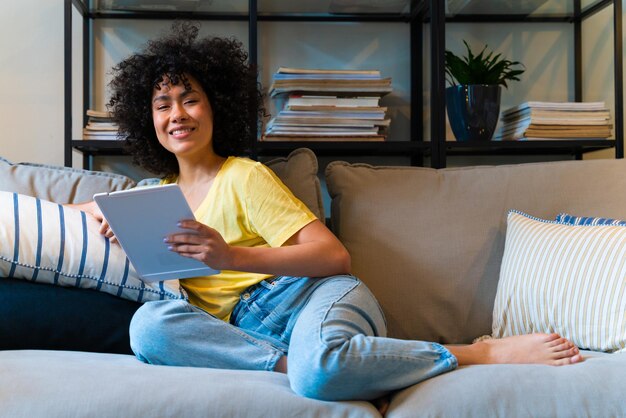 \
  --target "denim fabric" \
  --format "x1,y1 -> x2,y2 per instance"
130,275 -> 457,401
